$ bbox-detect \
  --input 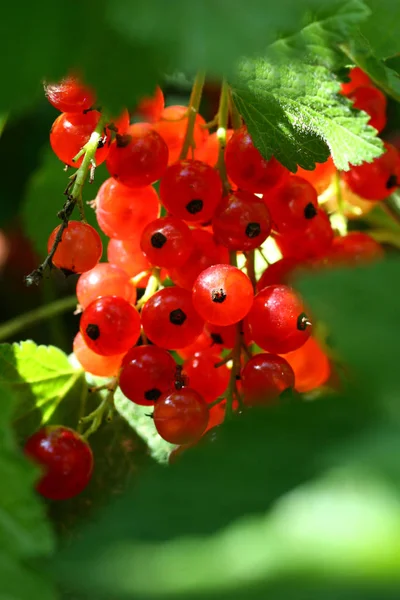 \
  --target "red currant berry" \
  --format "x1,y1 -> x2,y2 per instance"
44,75 -> 95,113
342,142 -> 400,201
282,336 -> 330,393
176,330 -> 214,360
241,353 -> 295,406
256,257 -> 300,292
134,86 -> 165,122
274,209 -> 334,260
192,264 -> 254,326
196,129 -> 234,167
107,238 -> 151,283
329,232 -> 383,265
24,426 -> 93,500
160,159 -> 222,223
246,284 -> 311,353
50,111 -> 110,167
349,85 -> 387,133
183,349 -> 230,402
340,67 -> 371,96
296,157 -> 335,195
106,109 -> 131,135
153,388 -> 209,444
140,217 -> 193,268
95,177 -> 160,240
141,287 -> 204,349
80,296 -> 141,356
106,123 -> 168,188
73,332 -> 124,378
48,221 -> 102,274
225,126 -> 289,194
76,262 -> 137,309
204,322 -> 237,349
212,190 -> 271,250
153,105 -> 209,164
119,345 -> 176,405
264,176 -> 319,234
